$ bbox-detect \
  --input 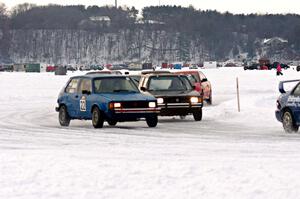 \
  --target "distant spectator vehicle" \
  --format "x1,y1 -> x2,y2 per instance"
56,75 -> 160,128
275,79 -> 300,132
173,70 -> 212,104
138,72 -> 203,121
268,62 -> 290,70
66,65 -> 77,71
244,63 -> 260,70
46,66 -> 57,72
0,65 -> 13,72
